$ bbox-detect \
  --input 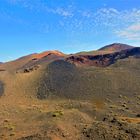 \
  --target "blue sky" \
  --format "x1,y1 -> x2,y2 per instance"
0,0 -> 140,62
